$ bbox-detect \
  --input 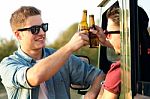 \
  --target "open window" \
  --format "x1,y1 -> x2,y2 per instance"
99,1 -> 120,75
71,55 -> 90,95
98,0 -> 150,98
